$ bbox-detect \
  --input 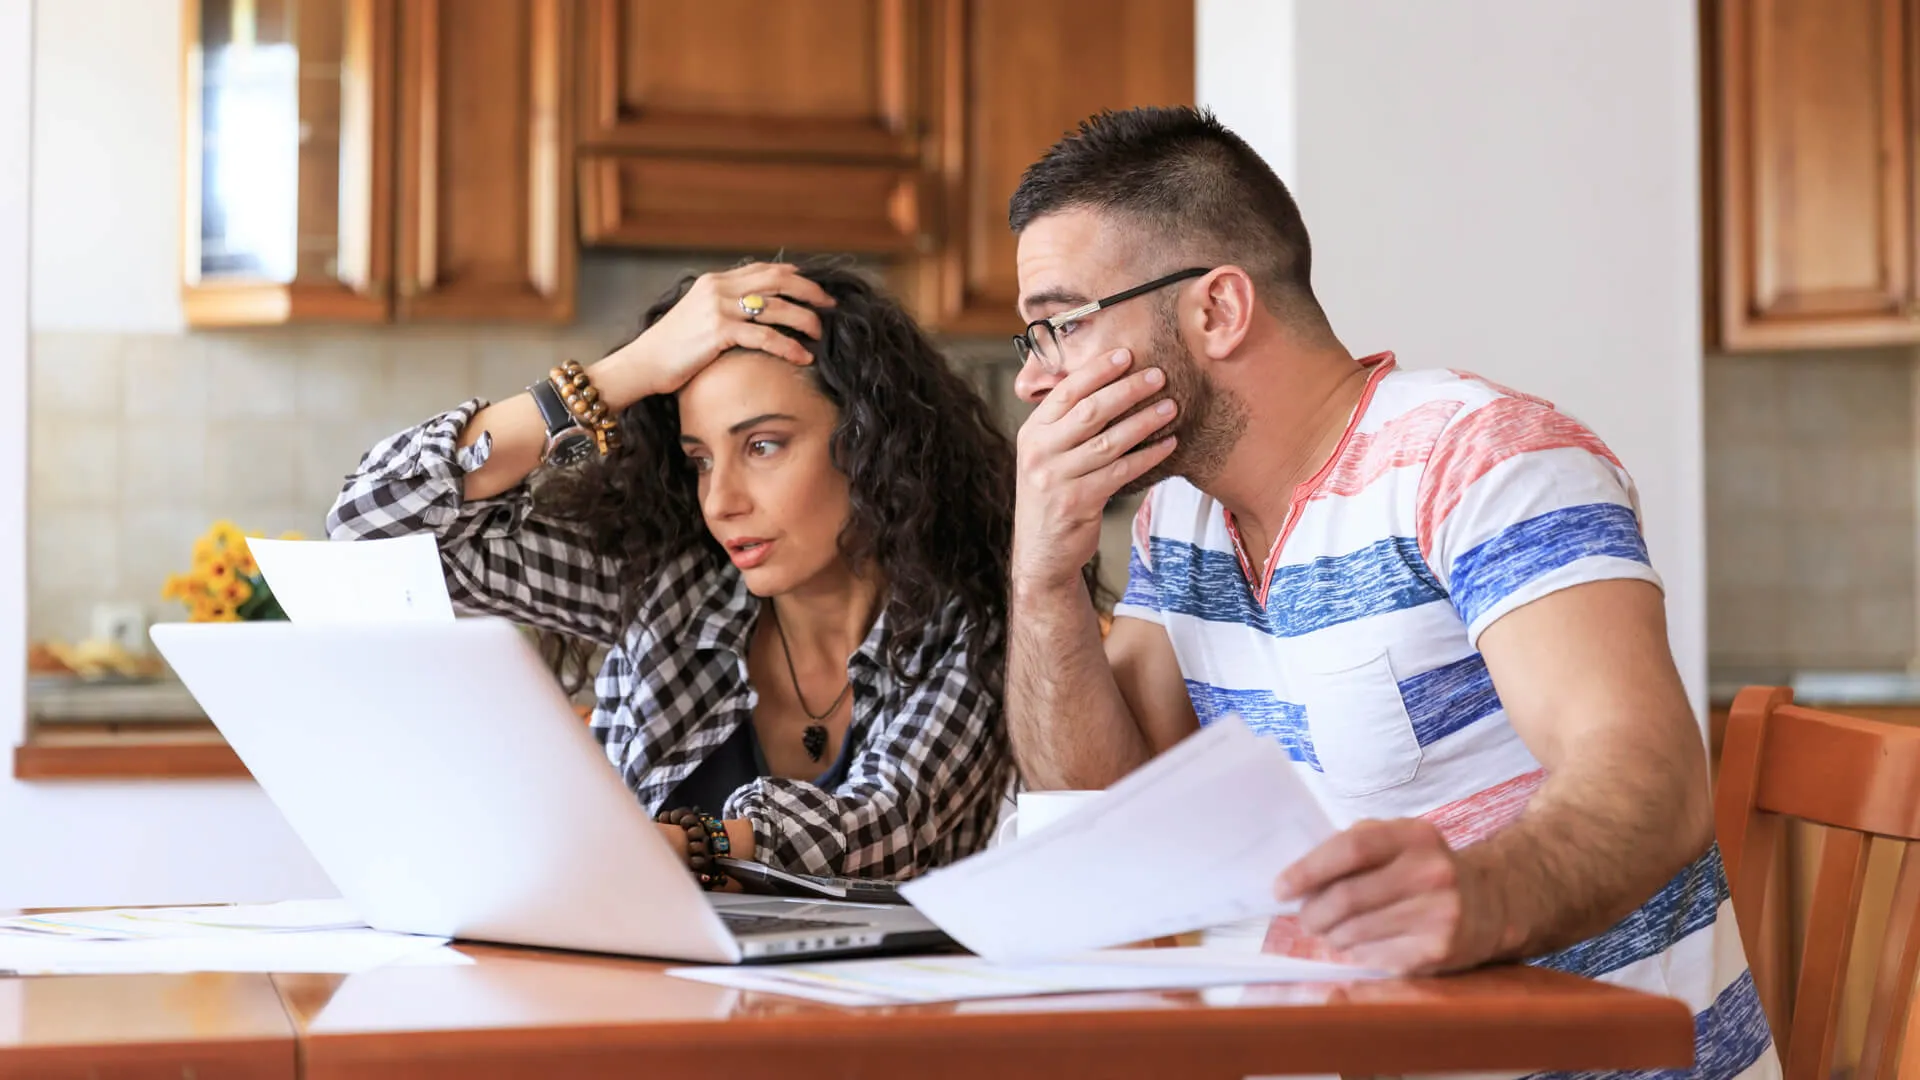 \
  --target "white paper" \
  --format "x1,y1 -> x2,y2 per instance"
246,535 -> 455,623
668,947 -> 1376,1007
898,716 -> 1335,964
0,900 -> 471,976
0,929 -> 469,976
0,899 -> 364,941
